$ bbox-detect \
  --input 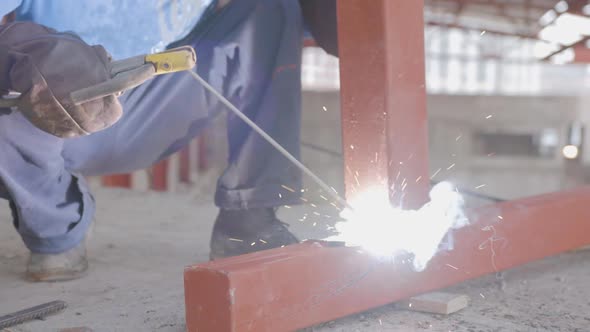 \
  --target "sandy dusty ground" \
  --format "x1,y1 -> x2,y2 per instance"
1,187 -> 589,332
